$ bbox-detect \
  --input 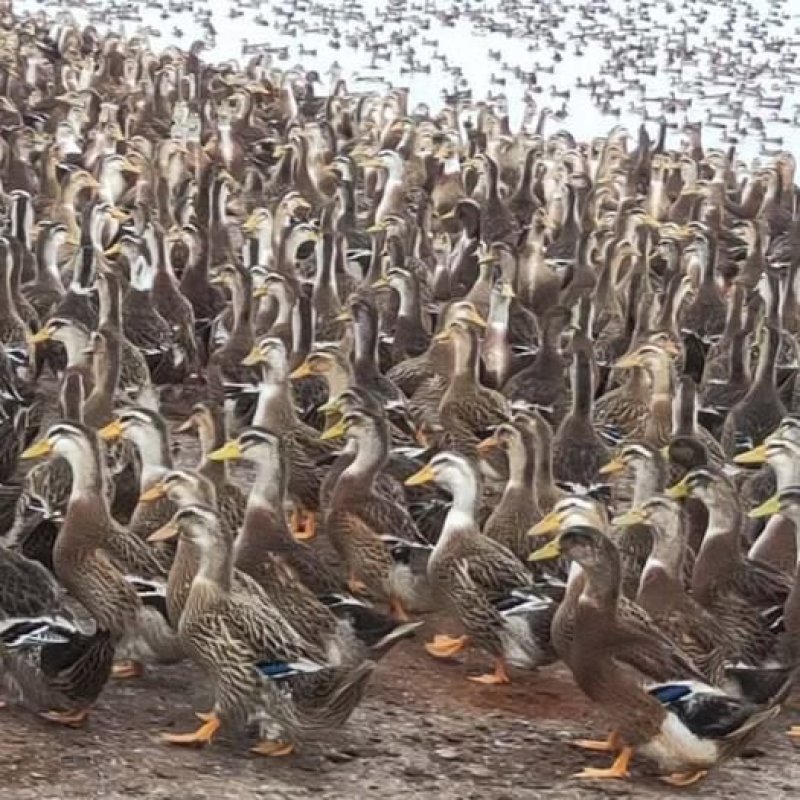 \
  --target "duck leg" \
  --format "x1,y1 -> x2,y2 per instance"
162,713 -> 221,746
295,512 -> 317,541
468,657 -> 511,685
251,740 -> 295,757
425,634 -> 470,658
347,575 -> 368,594
662,770 -> 707,787
788,726 -> 800,737
389,594 -> 411,622
112,660 -> 144,679
573,730 -> 621,752
39,708 -> 89,728
574,746 -> 633,780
